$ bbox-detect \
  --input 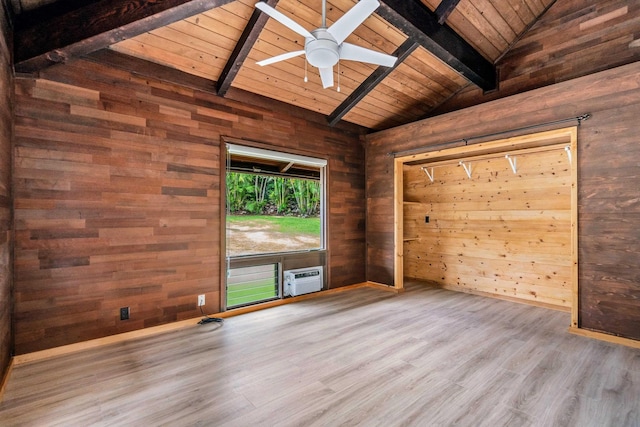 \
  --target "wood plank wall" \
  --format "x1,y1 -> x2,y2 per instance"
403,148 -> 572,308
366,61 -> 640,341
0,1 -> 13,381
433,0 -> 640,115
12,58 -> 365,354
